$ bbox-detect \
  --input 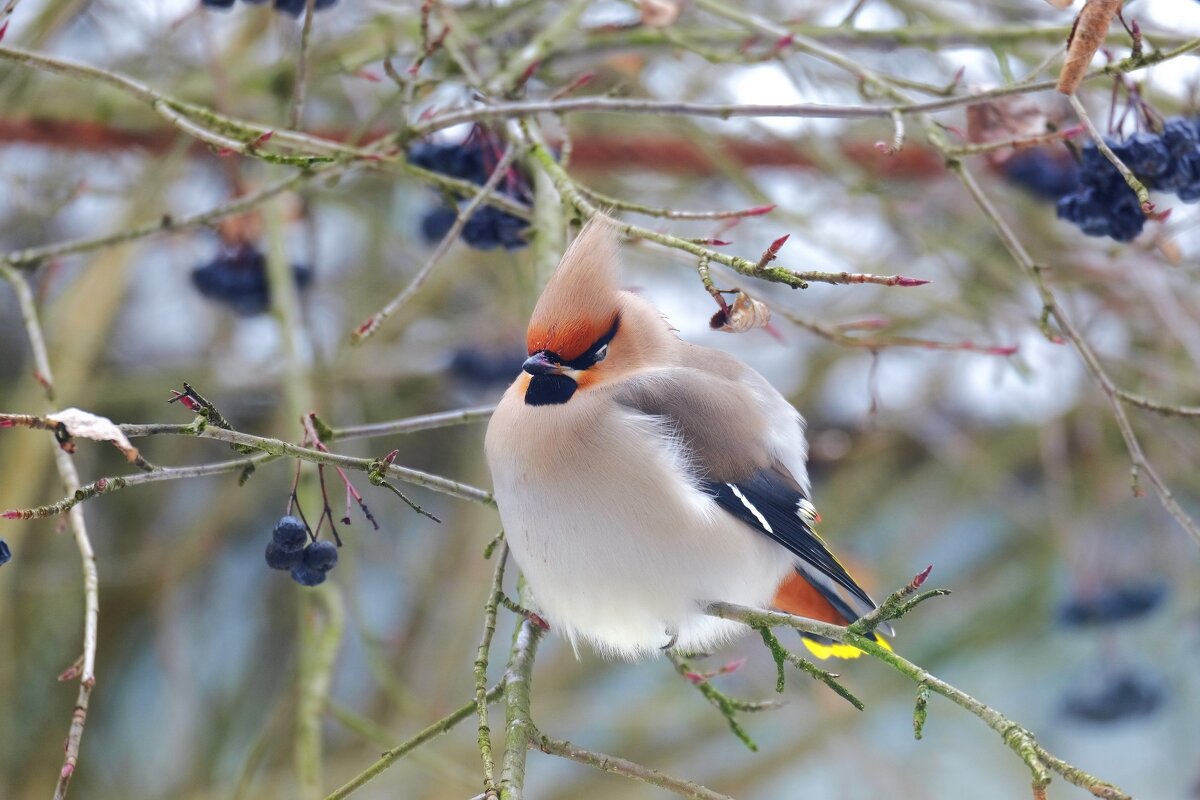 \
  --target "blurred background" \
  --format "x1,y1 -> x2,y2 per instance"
2,0 -> 1199,798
